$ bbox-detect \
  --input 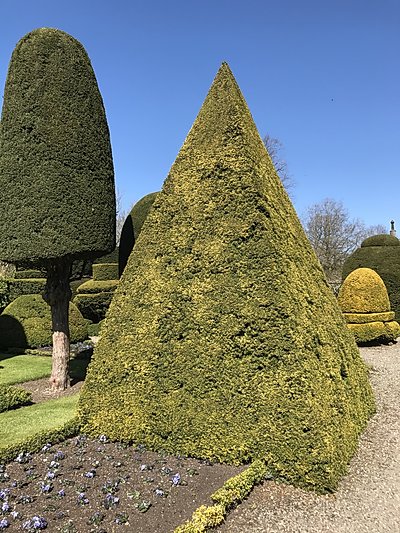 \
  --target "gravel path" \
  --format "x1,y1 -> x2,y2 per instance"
217,343 -> 400,533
